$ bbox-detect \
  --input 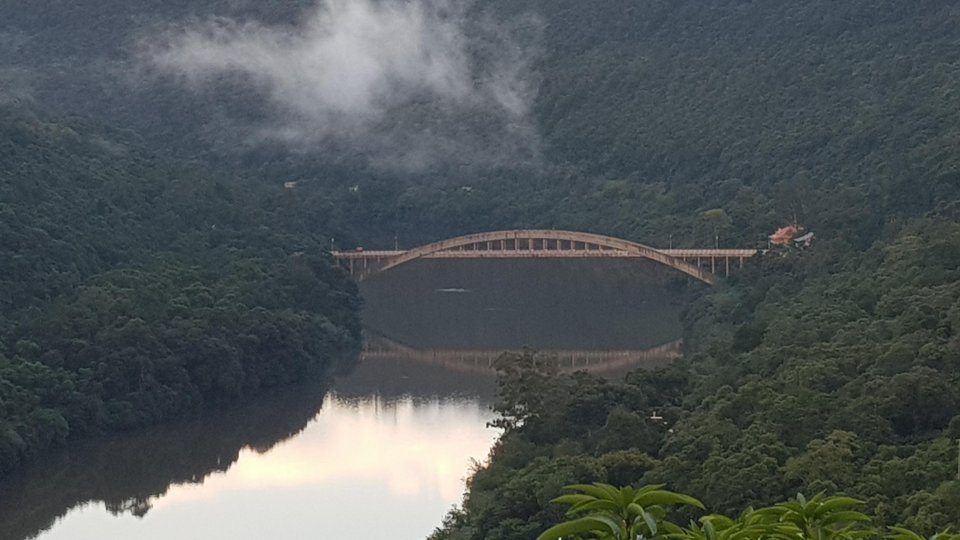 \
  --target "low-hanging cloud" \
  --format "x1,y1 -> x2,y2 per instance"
143,0 -> 541,171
